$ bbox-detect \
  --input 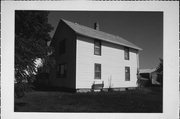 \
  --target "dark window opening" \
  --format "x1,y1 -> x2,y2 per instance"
94,39 -> 101,55
124,47 -> 129,60
57,64 -> 67,78
95,63 -> 101,79
125,67 -> 130,81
